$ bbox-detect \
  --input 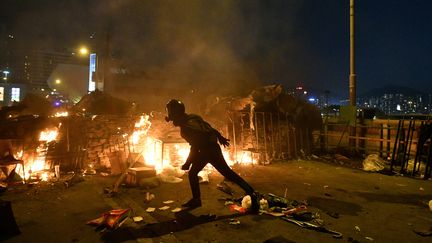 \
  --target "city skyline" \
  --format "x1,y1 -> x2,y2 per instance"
1,0 -> 432,99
